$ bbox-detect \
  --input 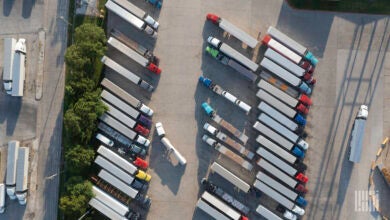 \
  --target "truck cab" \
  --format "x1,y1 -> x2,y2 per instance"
357,105 -> 368,119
